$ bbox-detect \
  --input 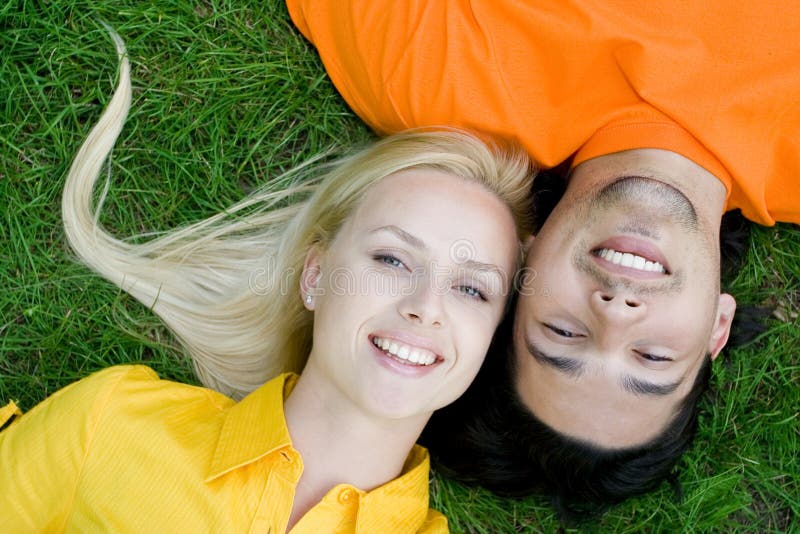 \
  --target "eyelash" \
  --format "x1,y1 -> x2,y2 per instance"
544,323 -> 673,362
458,285 -> 487,302
374,253 -> 406,269
545,324 -> 581,338
638,352 -> 672,362
372,254 -> 487,302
